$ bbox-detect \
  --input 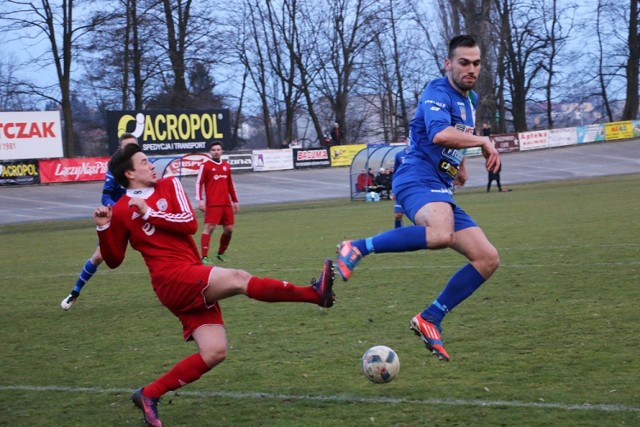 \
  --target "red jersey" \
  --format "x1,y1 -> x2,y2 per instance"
98,177 -> 202,290
195,159 -> 238,207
